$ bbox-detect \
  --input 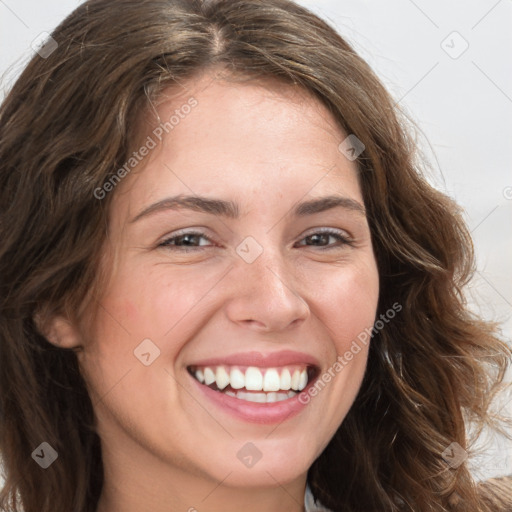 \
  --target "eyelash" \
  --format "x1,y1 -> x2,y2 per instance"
158,228 -> 353,252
